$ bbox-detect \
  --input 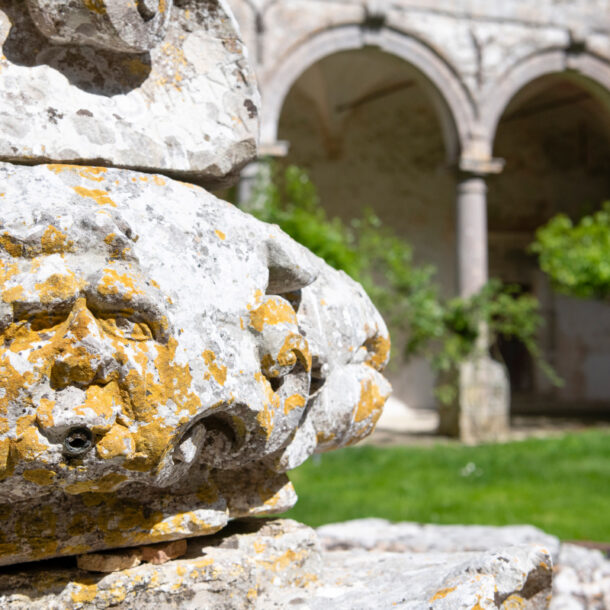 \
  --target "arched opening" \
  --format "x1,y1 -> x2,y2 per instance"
488,74 -> 610,417
277,46 -> 457,412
